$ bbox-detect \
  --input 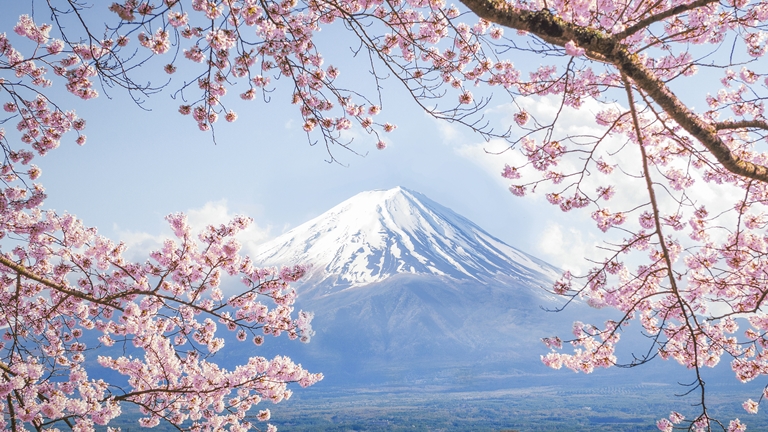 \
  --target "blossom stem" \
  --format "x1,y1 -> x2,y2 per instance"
622,74 -> 710,428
